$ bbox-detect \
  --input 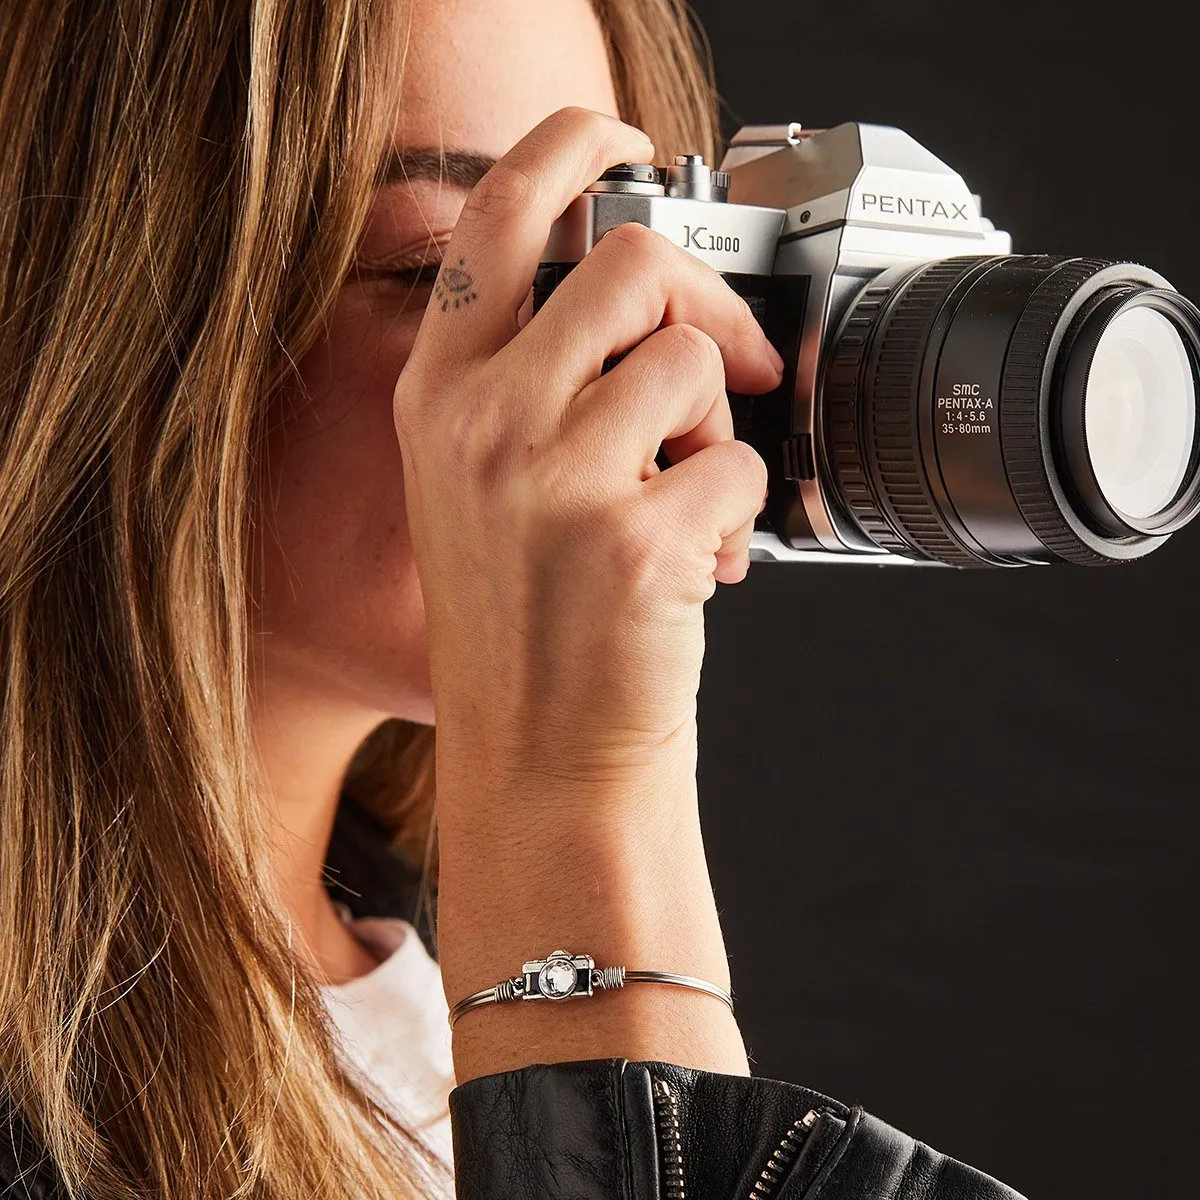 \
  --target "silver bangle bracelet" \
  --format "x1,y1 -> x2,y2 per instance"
447,948 -> 735,1029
